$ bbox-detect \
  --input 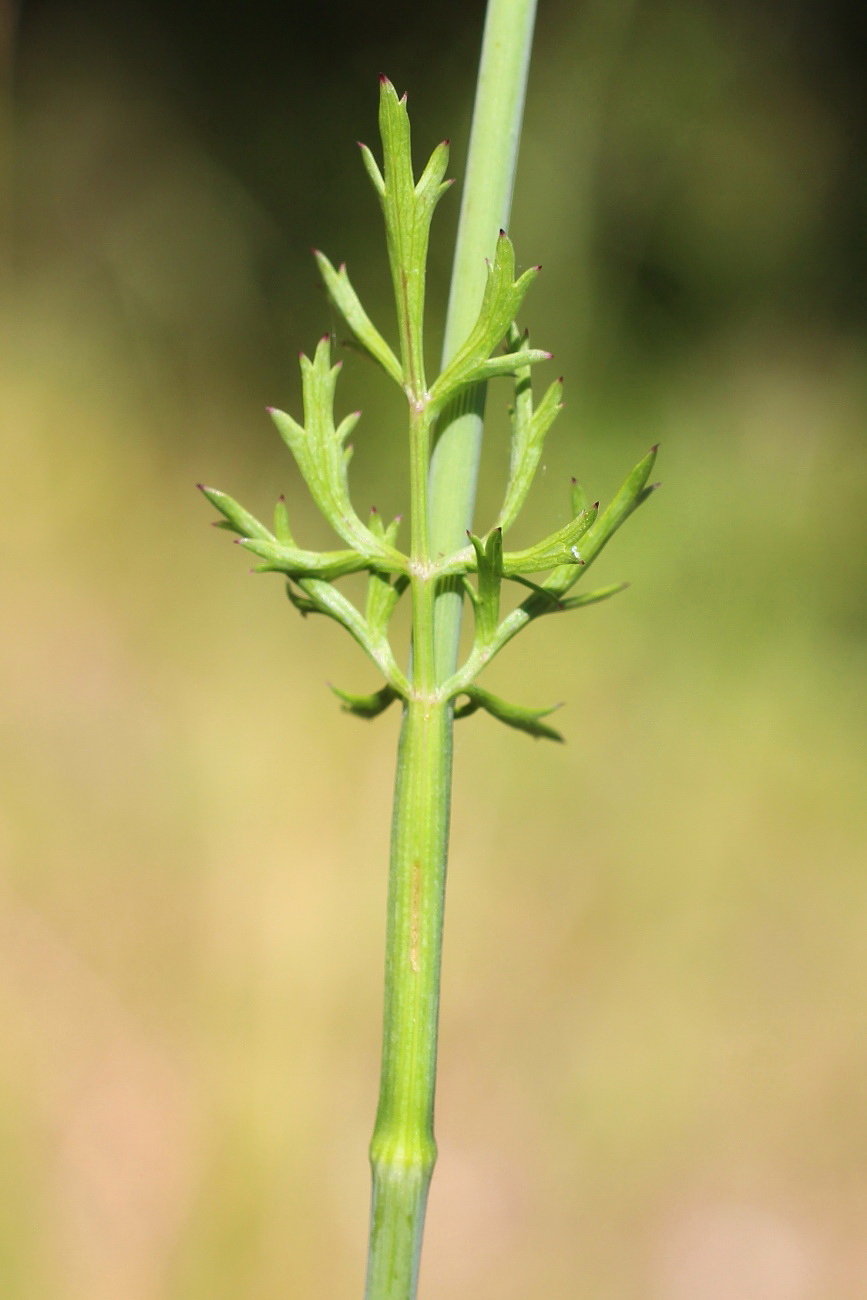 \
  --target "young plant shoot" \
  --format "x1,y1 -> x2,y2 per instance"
201,58 -> 656,1300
